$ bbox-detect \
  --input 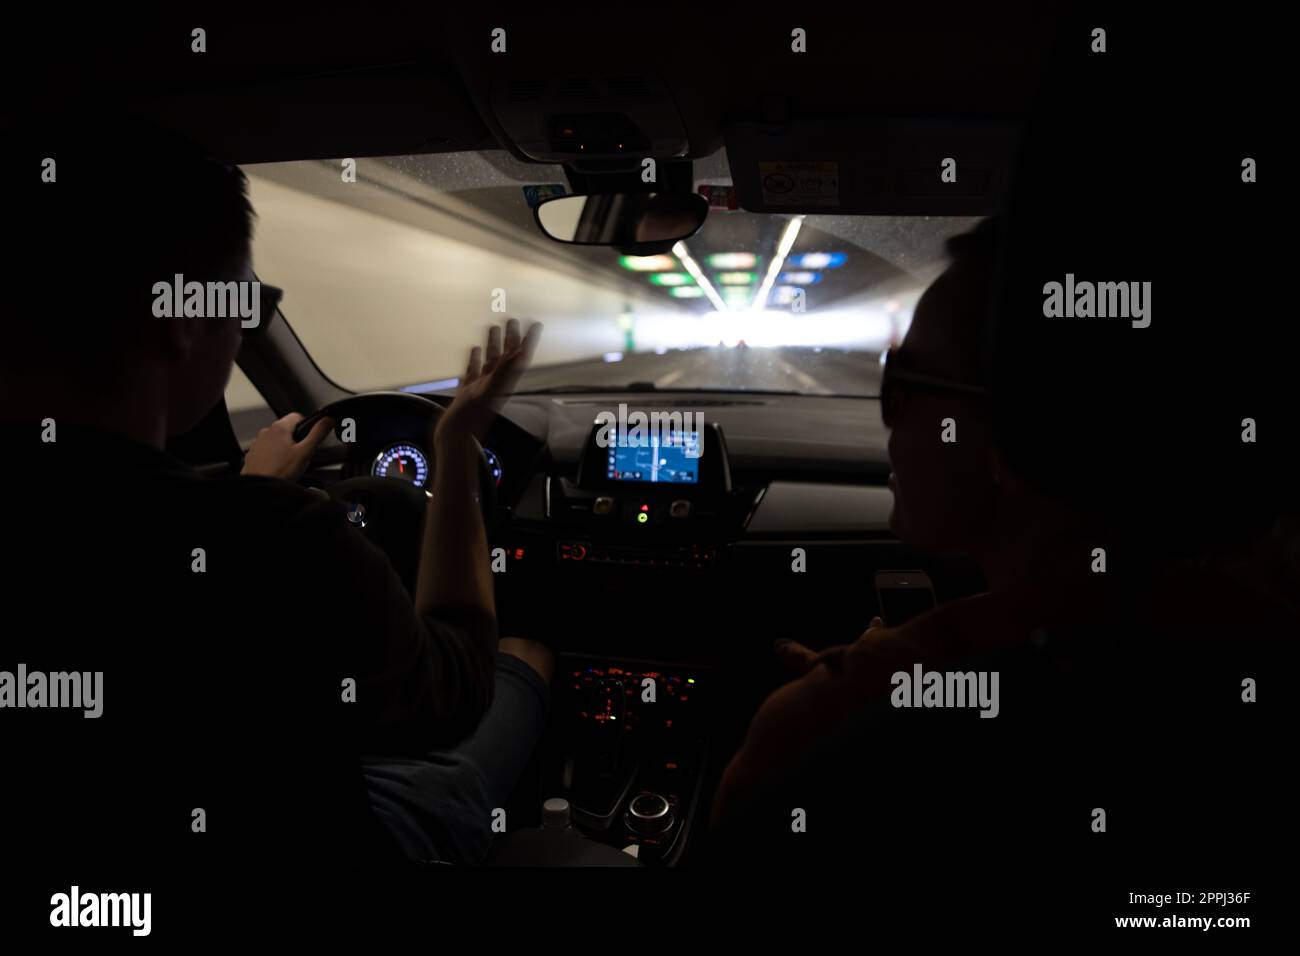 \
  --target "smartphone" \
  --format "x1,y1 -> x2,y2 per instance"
874,570 -> 937,627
